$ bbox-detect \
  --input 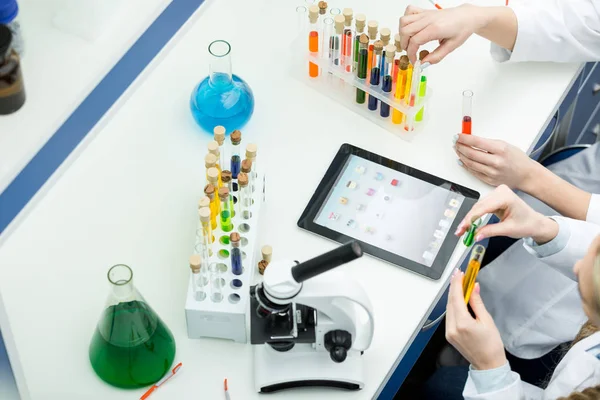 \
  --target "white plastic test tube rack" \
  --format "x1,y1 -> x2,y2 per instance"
293,38 -> 433,141
185,172 -> 264,343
